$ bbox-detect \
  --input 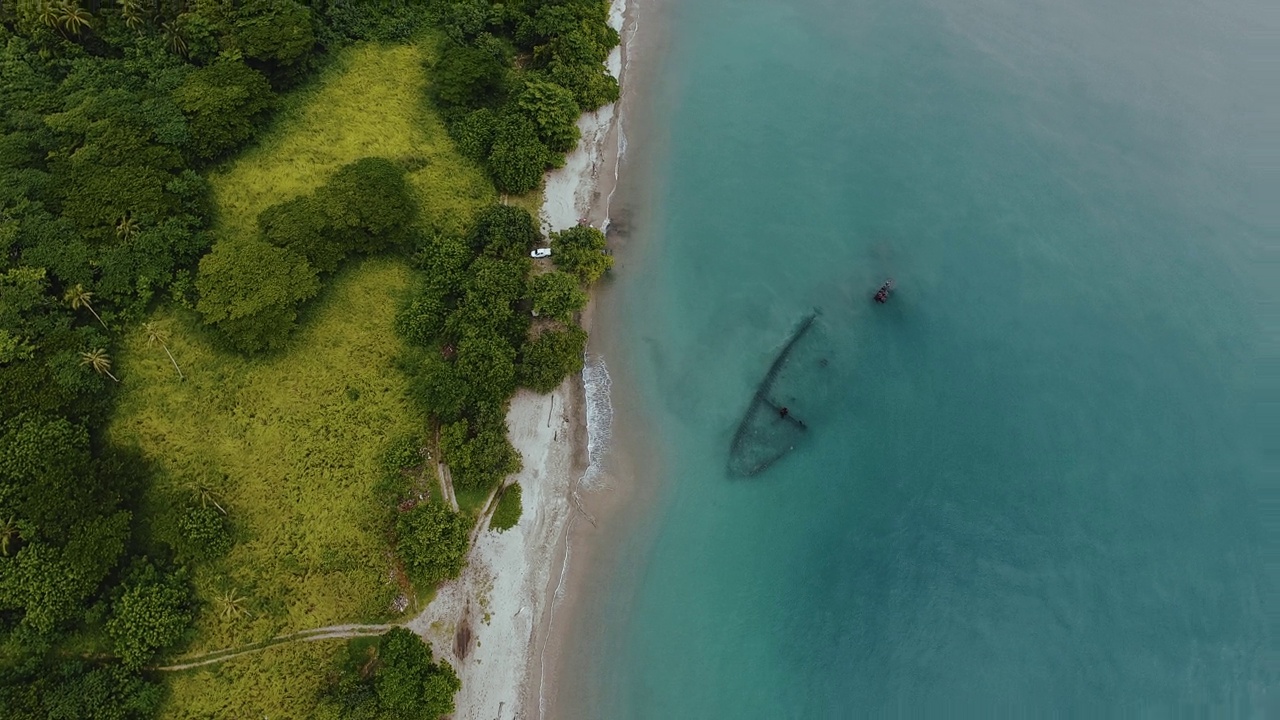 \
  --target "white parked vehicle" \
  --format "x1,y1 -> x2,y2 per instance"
531,247 -> 552,258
